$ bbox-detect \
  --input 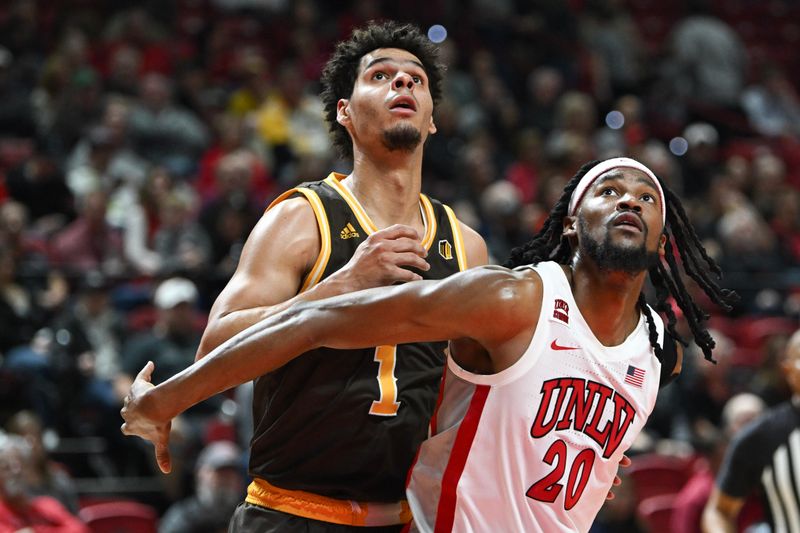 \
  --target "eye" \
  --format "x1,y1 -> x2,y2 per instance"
641,192 -> 656,203
412,75 -> 423,84
600,187 -> 617,196
373,72 -> 387,80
